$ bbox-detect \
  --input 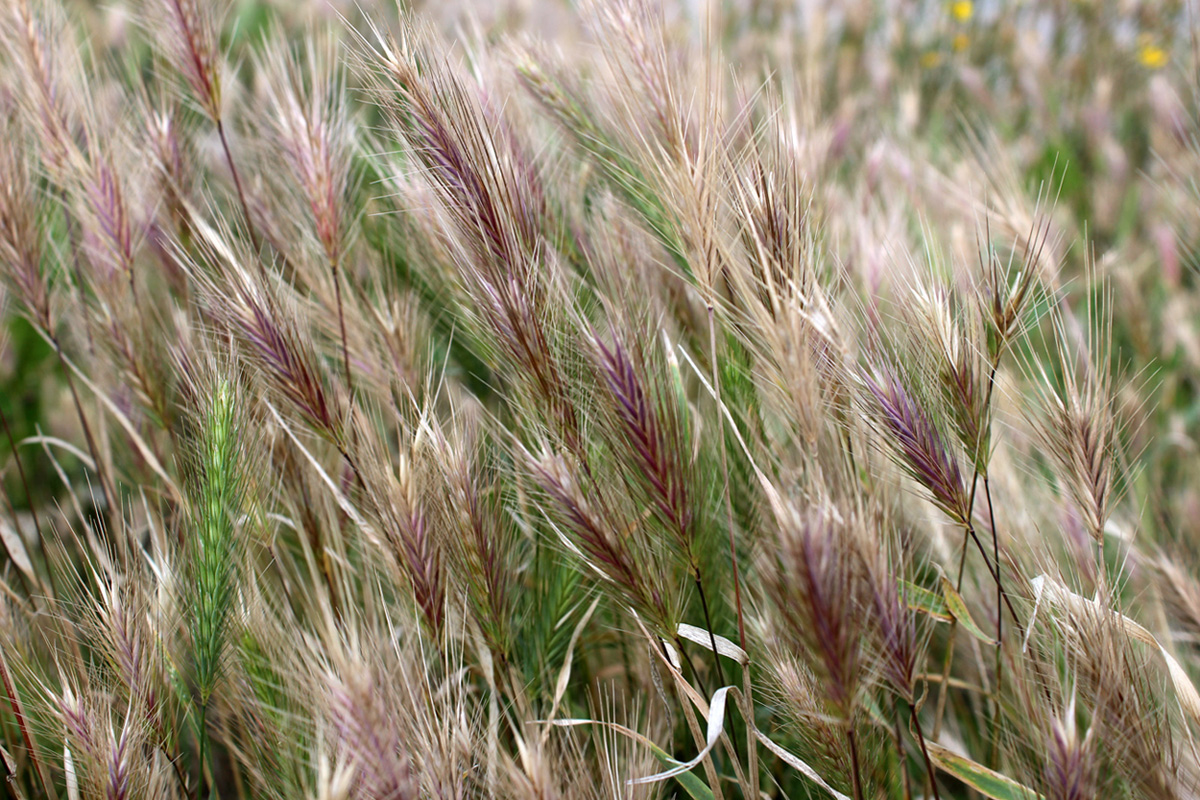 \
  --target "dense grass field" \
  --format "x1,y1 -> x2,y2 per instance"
2,0 -> 1200,797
